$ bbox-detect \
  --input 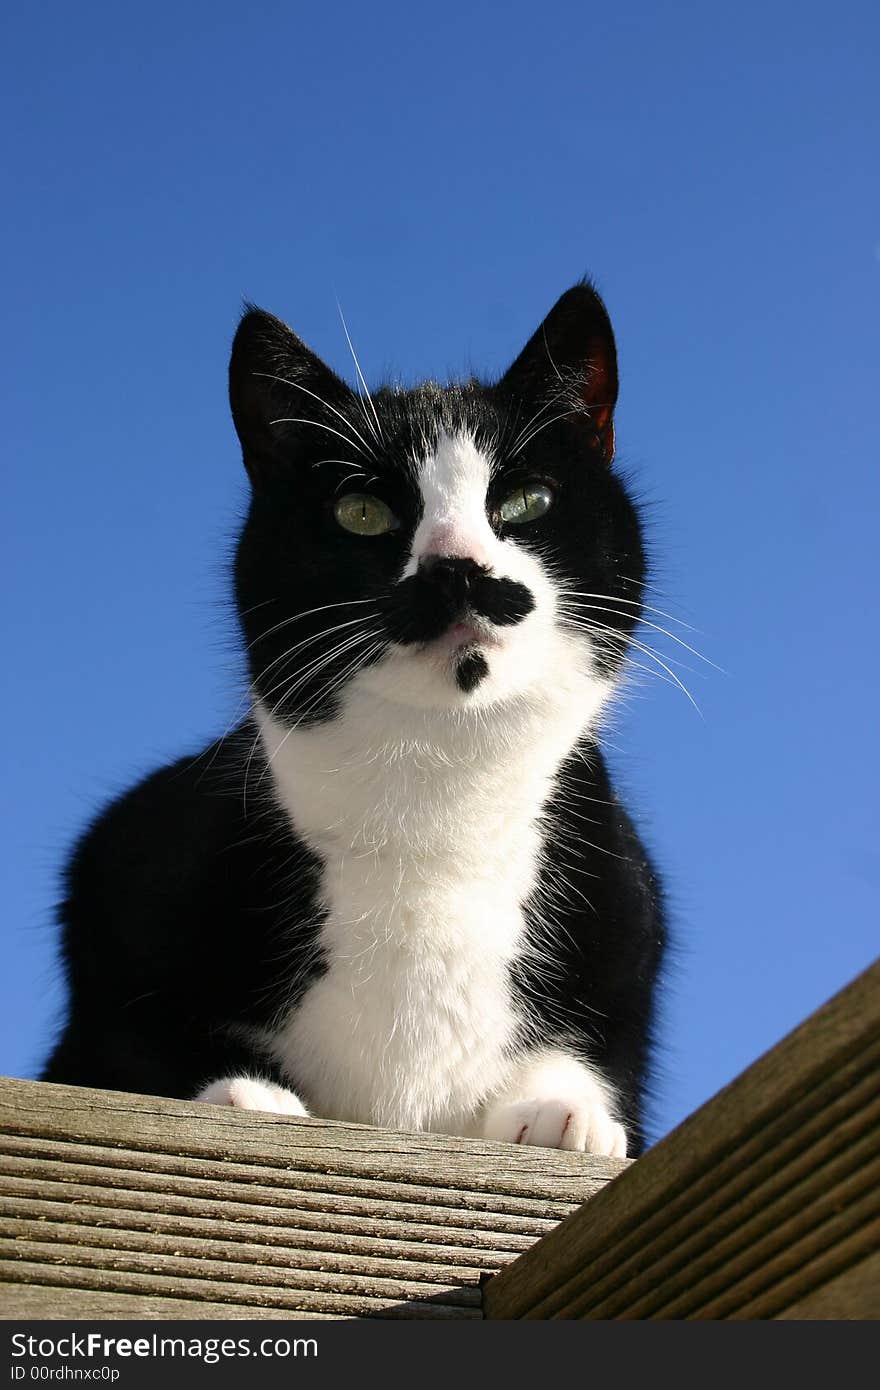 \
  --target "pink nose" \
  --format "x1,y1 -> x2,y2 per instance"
422,524 -> 492,569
